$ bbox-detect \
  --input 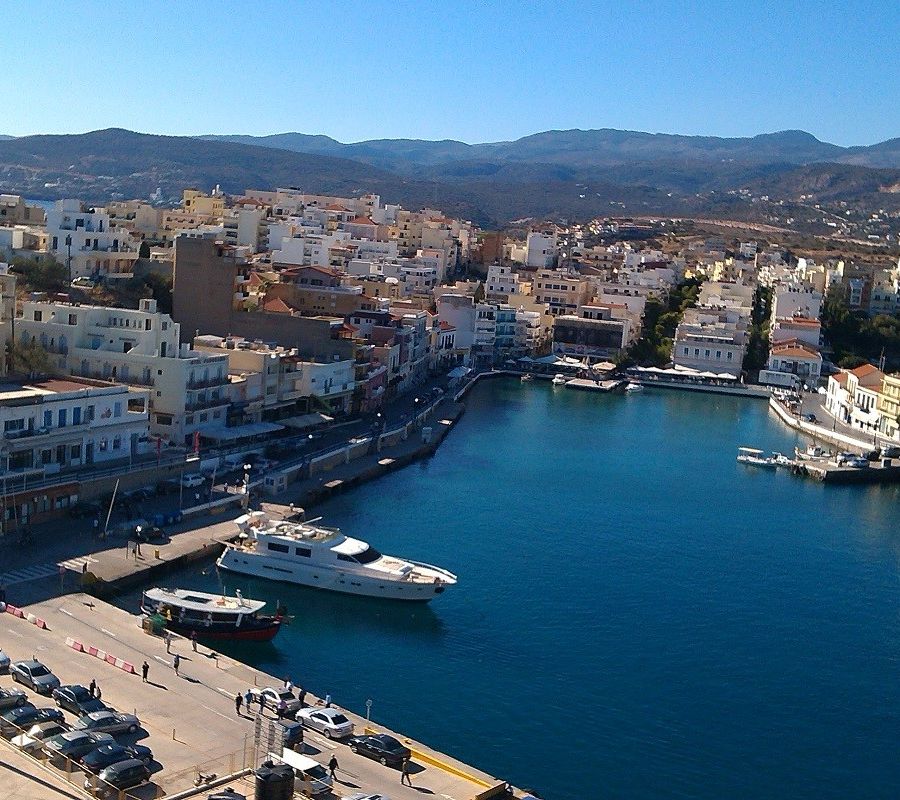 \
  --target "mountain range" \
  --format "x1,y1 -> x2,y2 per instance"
1,127 -> 899,228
